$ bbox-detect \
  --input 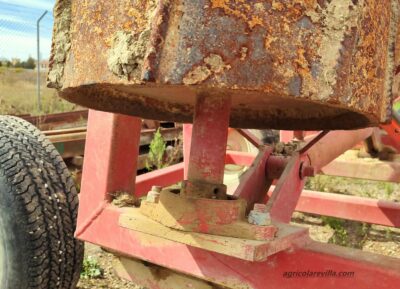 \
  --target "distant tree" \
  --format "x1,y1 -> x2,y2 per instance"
6,61 -> 11,67
0,61 -> 2,67
23,57 -> 36,69
13,59 -> 22,68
